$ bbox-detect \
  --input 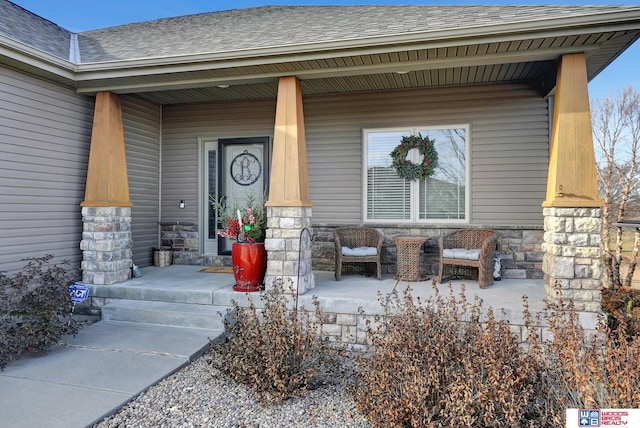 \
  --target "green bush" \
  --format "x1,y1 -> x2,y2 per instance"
209,279 -> 346,404
0,255 -> 80,370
